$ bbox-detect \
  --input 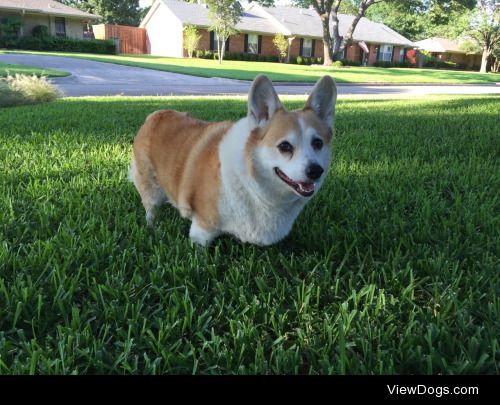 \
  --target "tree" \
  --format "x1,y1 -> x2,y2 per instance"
366,0 -> 427,40
366,1 -> 478,41
205,0 -> 242,64
184,25 -> 201,58
57,0 -> 143,26
293,0 -> 380,65
459,1 -> 499,73
273,33 -> 289,62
